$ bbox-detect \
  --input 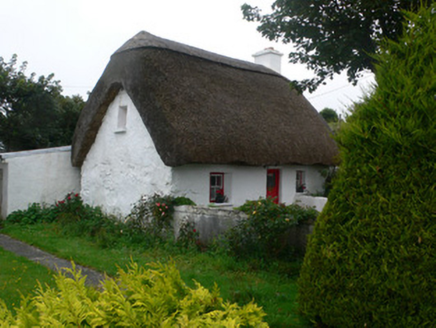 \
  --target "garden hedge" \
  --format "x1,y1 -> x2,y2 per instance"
0,262 -> 268,327
298,5 -> 435,327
